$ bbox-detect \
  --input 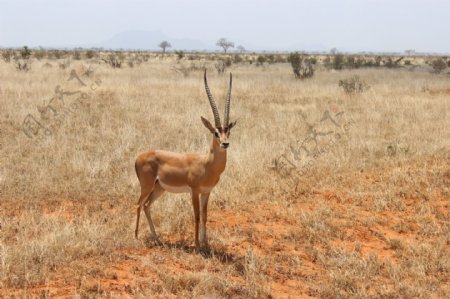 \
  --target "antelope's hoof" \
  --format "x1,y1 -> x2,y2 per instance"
152,237 -> 162,245
200,242 -> 209,252
146,236 -> 162,246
